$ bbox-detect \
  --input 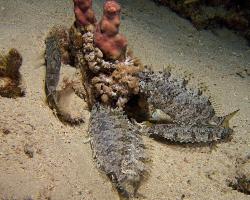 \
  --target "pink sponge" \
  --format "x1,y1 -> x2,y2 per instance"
73,0 -> 96,29
94,0 -> 127,61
